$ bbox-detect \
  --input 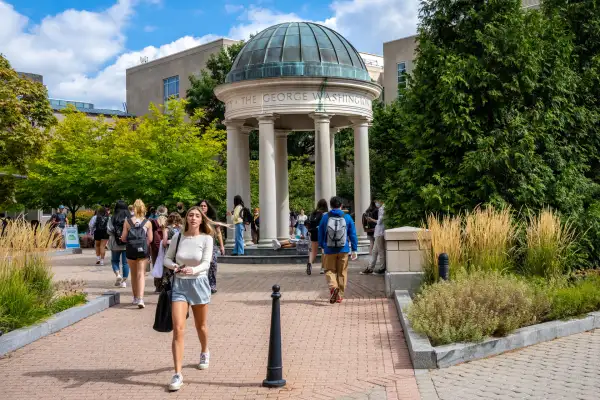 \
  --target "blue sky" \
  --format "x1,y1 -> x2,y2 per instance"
1,0 -> 419,109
